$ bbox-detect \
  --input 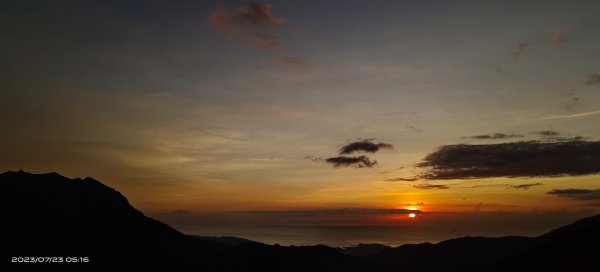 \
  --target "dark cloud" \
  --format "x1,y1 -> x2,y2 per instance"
208,2 -> 284,50
325,156 -> 377,168
512,183 -> 544,189
418,139 -> 600,180
548,189 -> 600,200
339,139 -> 394,155
586,74 -> 600,86
533,130 -> 560,136
384,177 -> 418,182
413,184 -> 449,190
467,133 -> 523,140
272,57 -> 308,67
